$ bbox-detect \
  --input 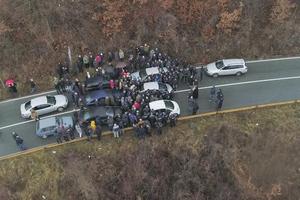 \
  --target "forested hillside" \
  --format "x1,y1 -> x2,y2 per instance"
0,0 -> 299,93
